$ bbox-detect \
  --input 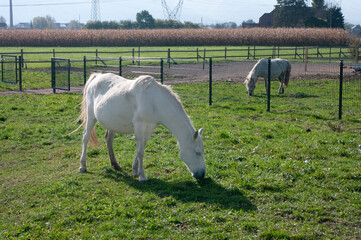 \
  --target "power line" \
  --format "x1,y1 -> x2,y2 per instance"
0,1 -> 90,7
